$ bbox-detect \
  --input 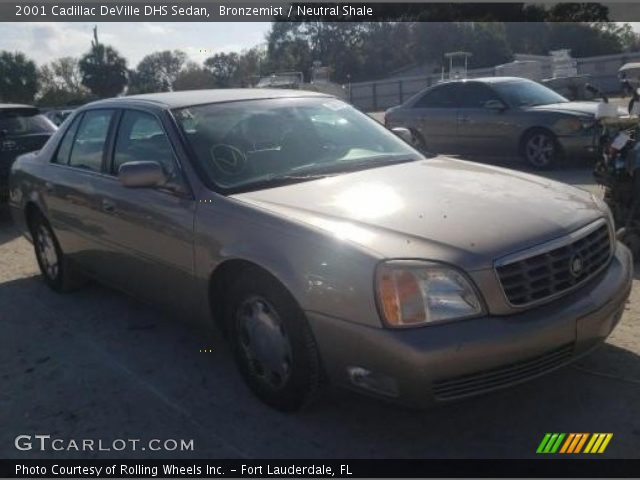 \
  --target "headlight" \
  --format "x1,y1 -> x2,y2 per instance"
375,260 -> 484,327
592,193 -> 615,233
554,117 -> 593,135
